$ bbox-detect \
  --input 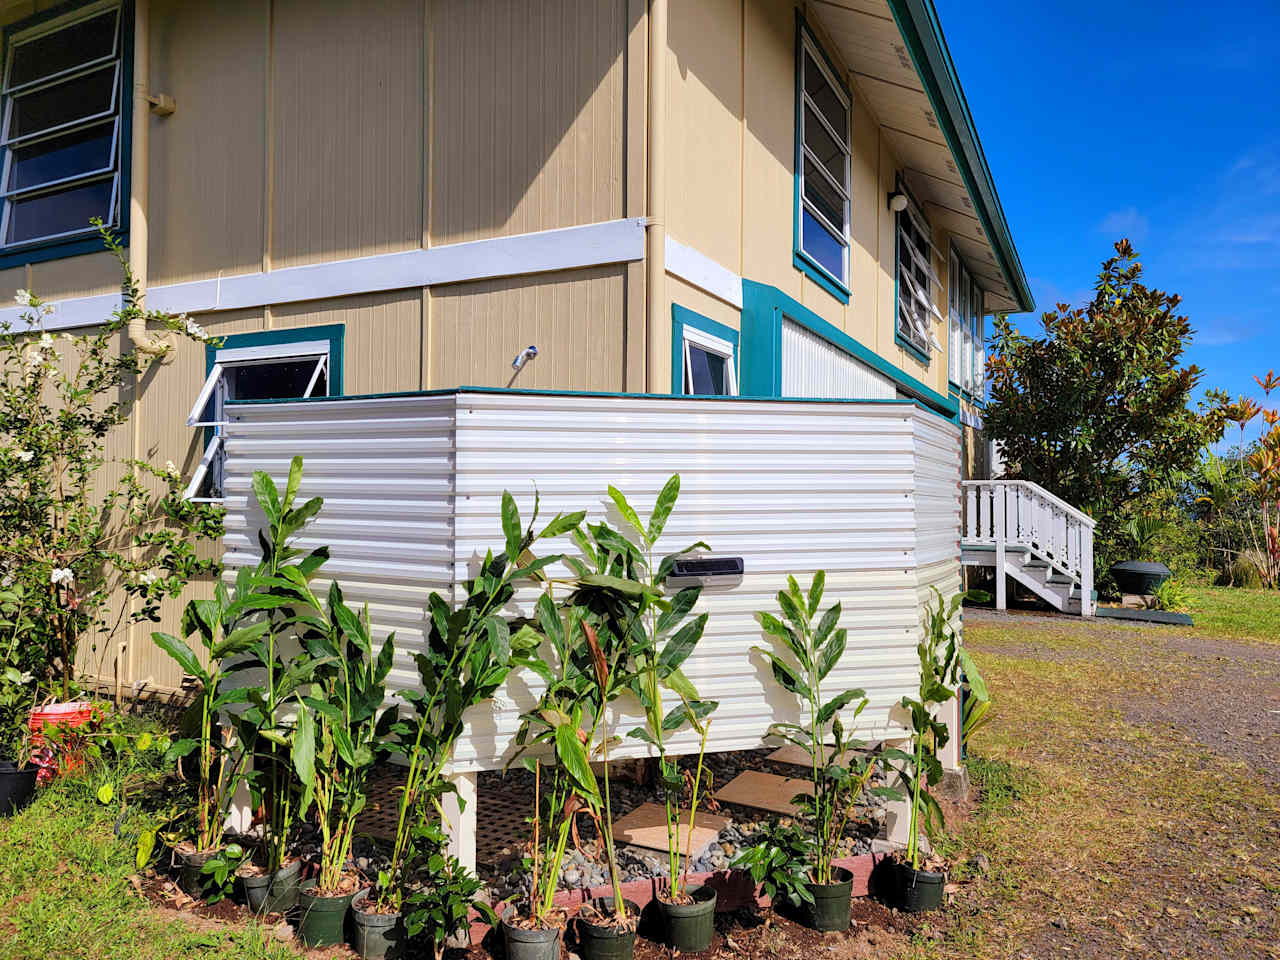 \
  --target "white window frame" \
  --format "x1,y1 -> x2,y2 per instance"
681,325 -> 738,397
0,0 -> 123,250
896,192 -> 942,357
947,244 -> 987,397
797,30 -> 852,288
184,340 -> 331,502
